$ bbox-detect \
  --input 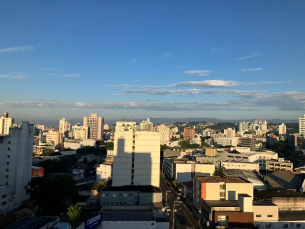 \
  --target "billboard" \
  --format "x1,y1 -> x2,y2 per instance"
32,167 -> 44,178
85,212 -> 102,229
